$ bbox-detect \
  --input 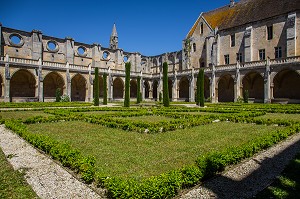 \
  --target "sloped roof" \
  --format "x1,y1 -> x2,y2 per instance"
203,0 -> 300,30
